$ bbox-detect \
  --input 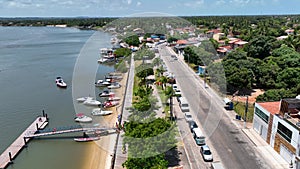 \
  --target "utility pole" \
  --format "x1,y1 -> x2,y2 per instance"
244,95 -> 249,129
